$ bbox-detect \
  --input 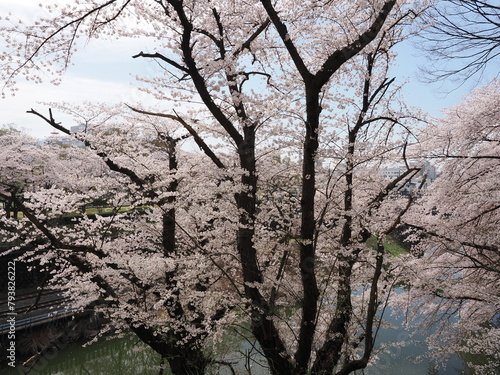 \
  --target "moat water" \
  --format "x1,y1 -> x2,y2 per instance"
3,316 -> 478,375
